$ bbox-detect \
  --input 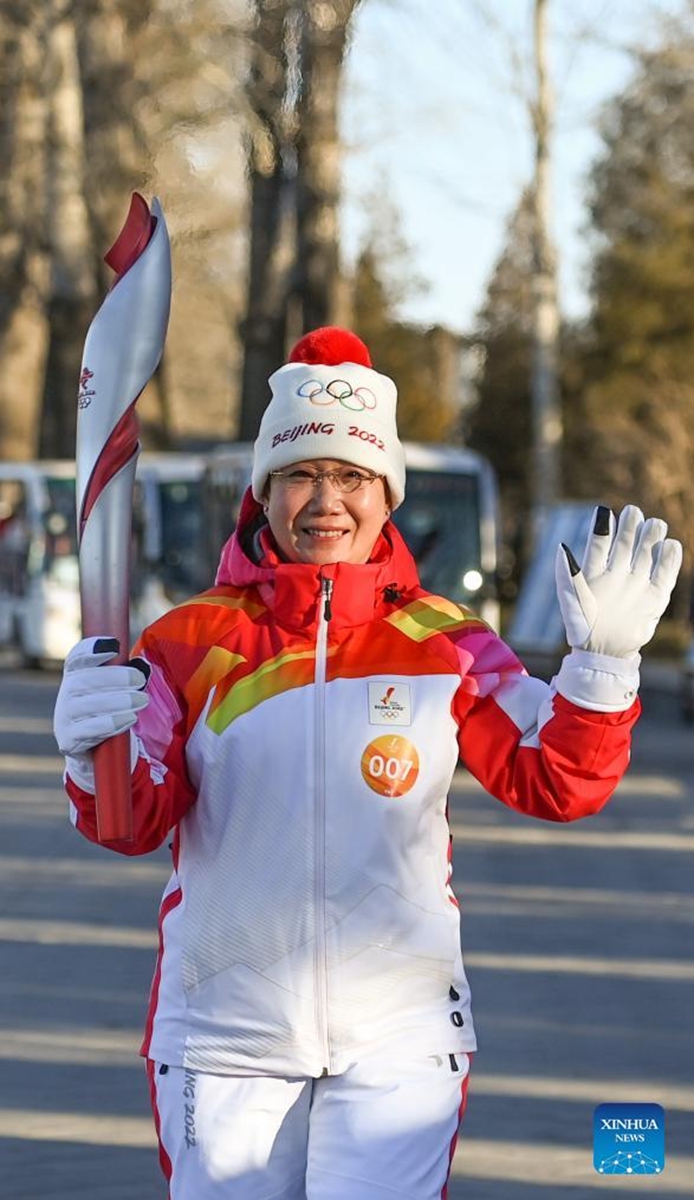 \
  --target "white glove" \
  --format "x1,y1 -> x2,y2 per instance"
556,504 -> 682,656
54,636 -> 150,788
554,505 -> 682,710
